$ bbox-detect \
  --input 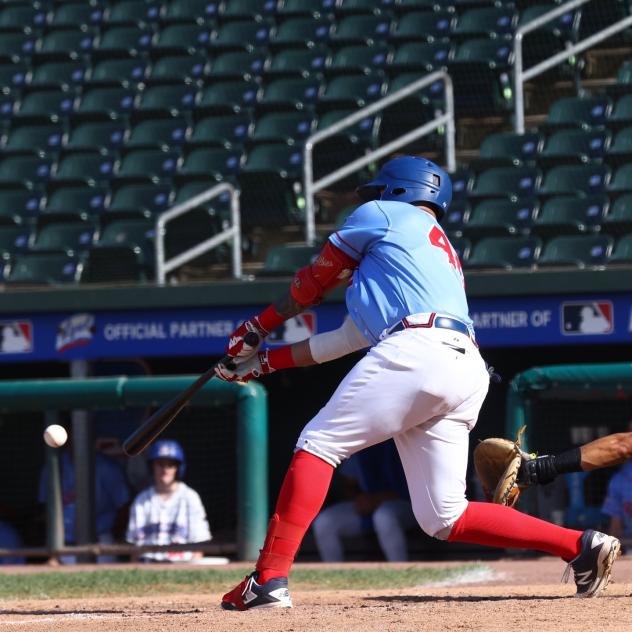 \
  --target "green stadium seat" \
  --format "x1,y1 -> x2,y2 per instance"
81,246 -> 146,283
539,164 -> 610,198
609,234 -> 632,264
469,166 -> 540,200
452,7 -> 516,39
0,155 -> 54,188
98,218 -> 155,266
15,89 -> 78,123
53,151 -> 117,186
151,53 -> 207,84
127,118 -> 189,150
0,62 -> 29,88
188,114 -> 252,148
0,225 -> 31,259
0,189 -> 42,222
447,39 -> 513,116
178,147 -> 242,179
48,3 -> 104,29
250,111 -> 315,144
173,180 -> 232,223
464,198 -> 537,239
319,73 -> 385,110
94,26 -> 154,58
162,0 -> 219,23
258,243 -> 320,276
396,0 -> 441,10
0,92 -> 16,121
211,50 -> 269,79
609,163 -> 632,194
538,234 -> 613,268
30,60 -> 88,89
31,221 -> 96,255
317,108 -> 378,146
197,79 -> 260,114
36,29 -> 96,61
0,4 -> 47,31
67,121 -> 128,151
76,87 -> 137,120
544,95 -> 611,130
470,132 -> 542,171
439,200 -> 470,237
538,129 -> 610,168
90,57 -> 150,87
449,168 -> 474,201
259,77 -> 322,111
609,95 -> 632,129
606,126 -> 632,166
449,235 -> 471,264
219,0 -> 278,20
3,124 -> 65,156
277,0 -> 335,17
153,23 -> 211,54
136,84 -> 198,116
533,195 -> 607,238
238,143 -> 304,226
271,17 -> 332,48
210,19 -> 272,51
267,47 -> 329,78
390,11 -> 454,43
108,183 -> 173,218
328,44 -> 391,75
603,193 -> 632,236
6,252 -> 81,285
329,14 -> 392,46
390,41 -> 453,73
107,1 -> 161,26
44,185 -> 110,219
0,33 -> 36,63
116,149 -> 181,183
465,236 -> 542,270
617,61 -> 632,86
337,0 -> 395,15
